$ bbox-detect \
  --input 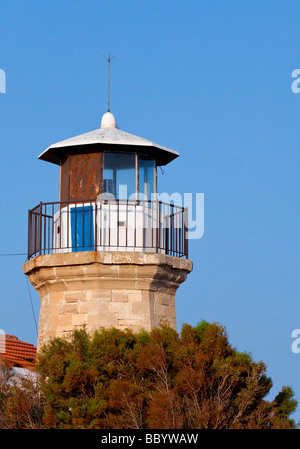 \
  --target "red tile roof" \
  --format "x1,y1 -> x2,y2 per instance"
0,335 -> 36,370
